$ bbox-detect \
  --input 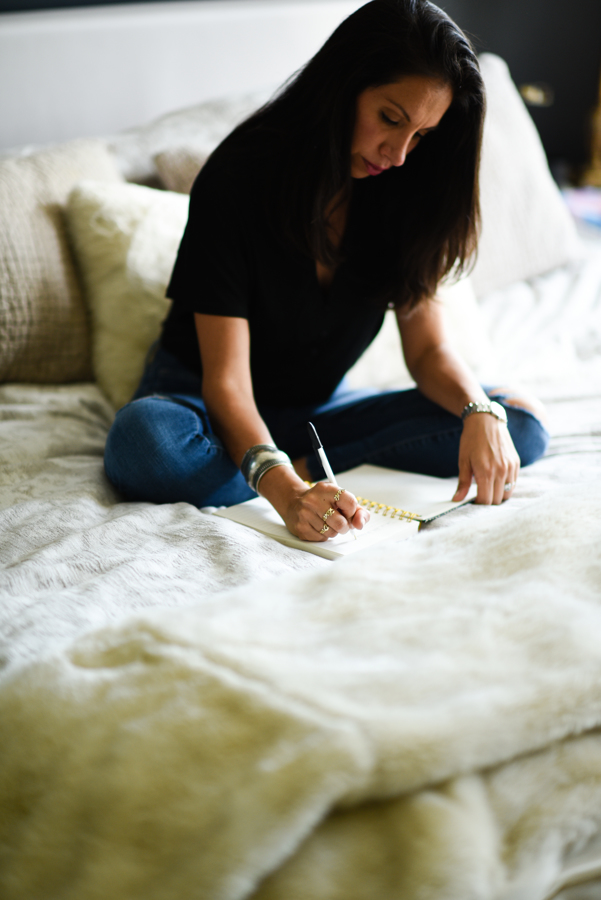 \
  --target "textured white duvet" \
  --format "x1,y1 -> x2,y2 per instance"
1,246 -> 601,900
